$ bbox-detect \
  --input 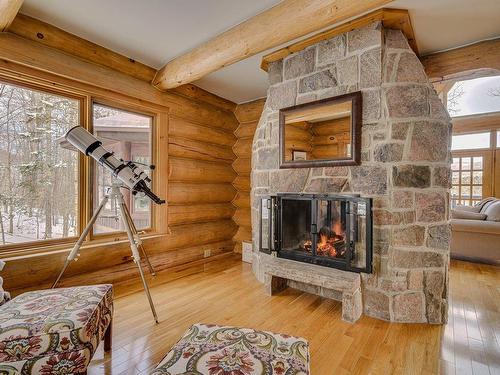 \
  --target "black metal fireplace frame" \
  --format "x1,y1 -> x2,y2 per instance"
260,193 -> 373,273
